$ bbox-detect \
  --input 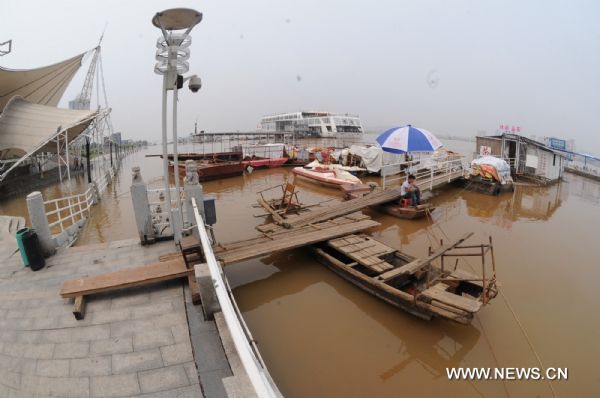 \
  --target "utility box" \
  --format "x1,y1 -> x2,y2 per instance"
203,196 -> 217,225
